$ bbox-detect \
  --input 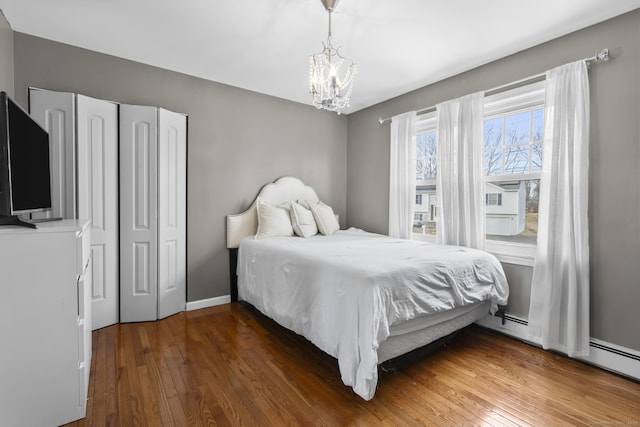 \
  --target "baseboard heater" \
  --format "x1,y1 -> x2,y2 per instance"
589,340 -> 640,363
487,311 -> 640,380
501,313 -> 528,326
